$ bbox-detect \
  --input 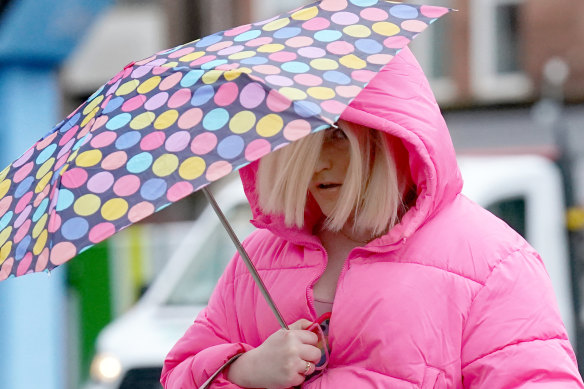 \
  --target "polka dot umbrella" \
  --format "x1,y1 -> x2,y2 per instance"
0,0 -> 451,283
